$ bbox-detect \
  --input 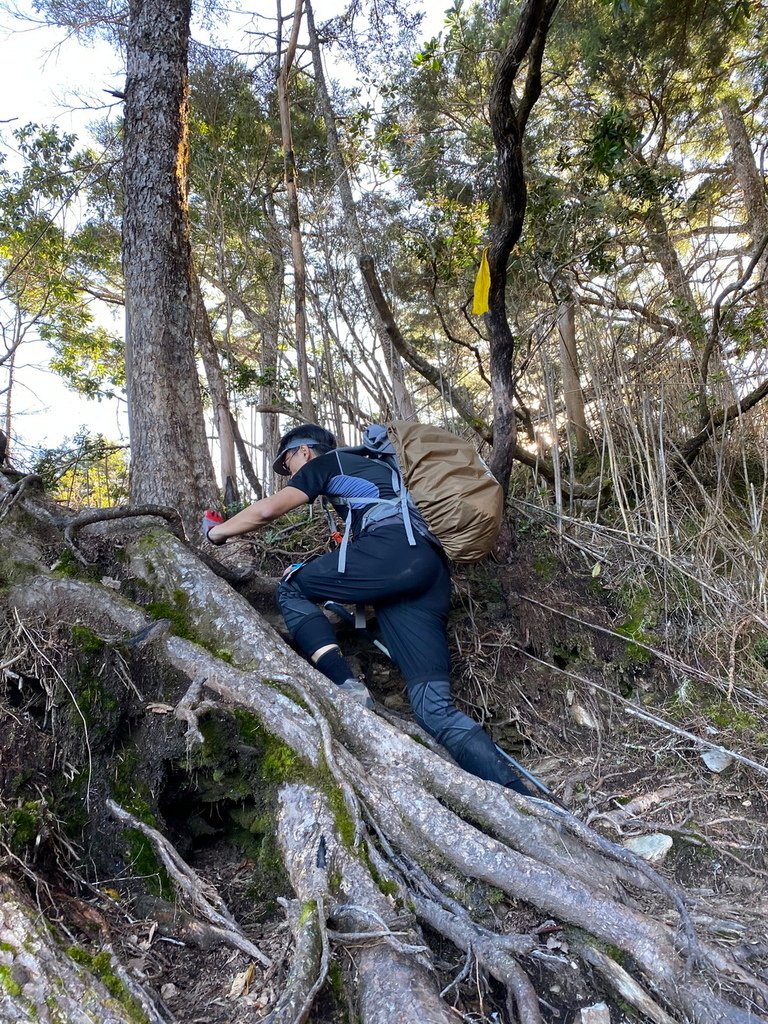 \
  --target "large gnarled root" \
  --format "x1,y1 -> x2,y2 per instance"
273,782 -> 454,1024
